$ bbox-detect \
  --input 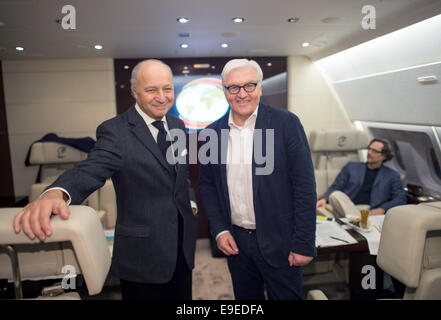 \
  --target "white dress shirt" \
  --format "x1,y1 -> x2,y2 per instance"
216,106 -> 259,239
